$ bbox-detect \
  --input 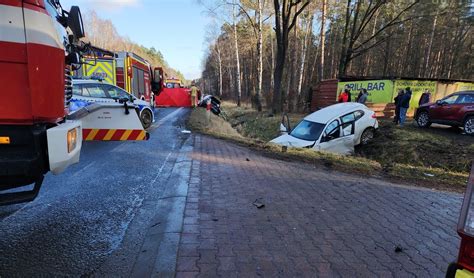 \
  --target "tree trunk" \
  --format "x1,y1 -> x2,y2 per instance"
270,33 -> 275,89
364,10 -> 378,76
255,0 -> 263,111
424,12 -> 438,77
338,0 -> 352,77
273,46 -> 285,114
297,15 -> 312,108
216,42 -> 223,97
318,0 -> 327,81
233,1 -> 242,106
